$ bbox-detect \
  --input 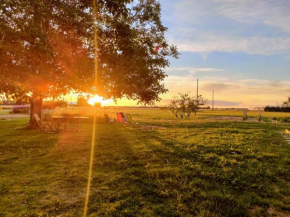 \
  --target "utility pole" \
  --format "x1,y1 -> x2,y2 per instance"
196,79 -> 199,100
212,90 -> 214,110
211,90 -> 214,110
